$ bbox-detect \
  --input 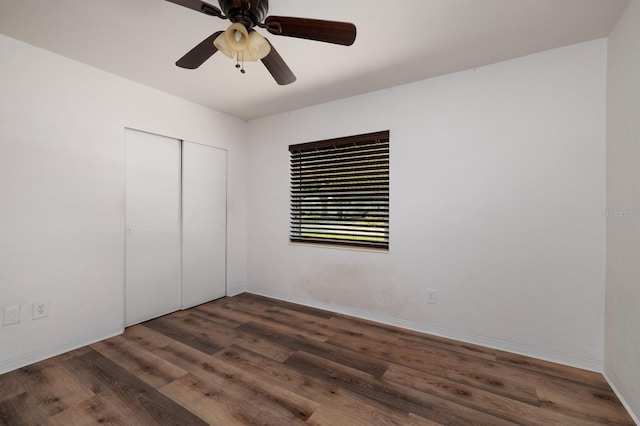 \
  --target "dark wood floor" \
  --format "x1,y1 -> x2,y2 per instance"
0,293 -> 634,425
